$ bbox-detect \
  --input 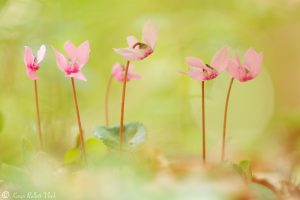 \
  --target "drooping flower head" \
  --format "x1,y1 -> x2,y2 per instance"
23,45 -> 46,80
52,41 -> 90,81
227,48 -> 263,82
114,21 -> 158,61
183,47 -> 229,81
111,63 -> 141,82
